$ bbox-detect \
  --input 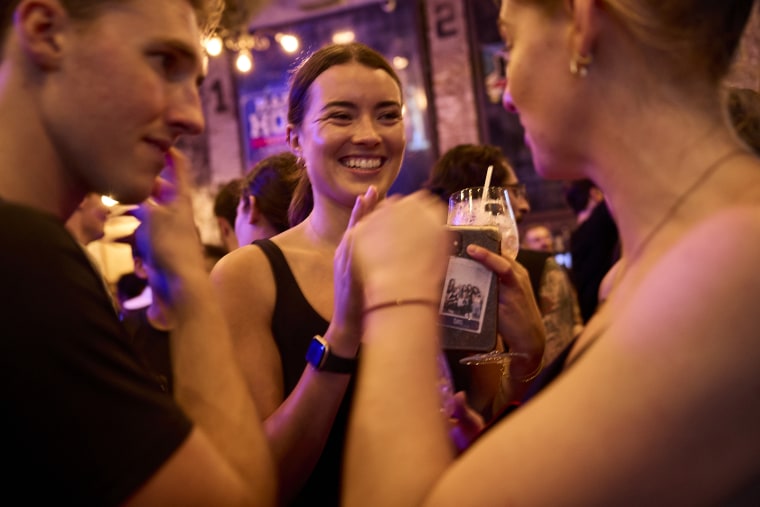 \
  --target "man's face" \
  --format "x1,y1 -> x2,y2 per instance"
522,225 -> 554,253
502,164 -> 531,223
41,0 -> 206,204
